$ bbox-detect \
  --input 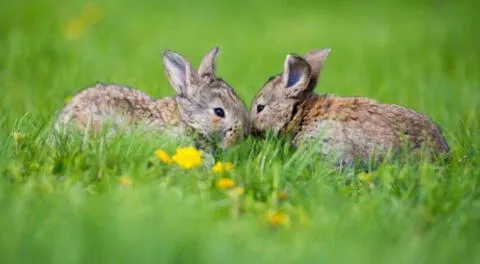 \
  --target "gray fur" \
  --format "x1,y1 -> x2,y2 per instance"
55,47 -> 249,149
